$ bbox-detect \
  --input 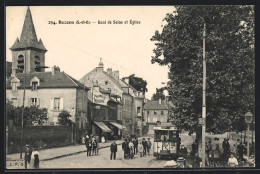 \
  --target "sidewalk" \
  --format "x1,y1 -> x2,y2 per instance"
6,139 -> 123,161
